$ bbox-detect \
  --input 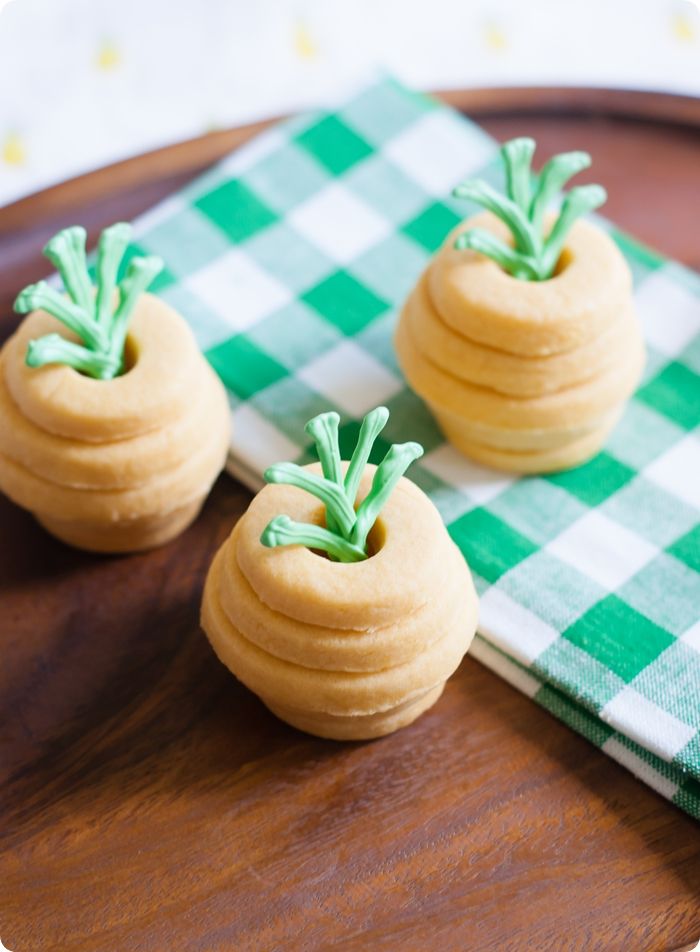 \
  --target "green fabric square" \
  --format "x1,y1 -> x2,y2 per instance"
488,478 -> 588,547
240,142 -> 331,214
343,155 -> 430,226
668,525 -> 700,574
448,508 -> 537,583
600,476 -> 699,549
632,641 -> 700,728
337,421 -> 392,465
606,401 -> 686,470
546,452 -> 635,507
612,230 -> 664,286
302,271 -> 389,335
534,638 -> 625,710
206,334 -> 289,399
536,684 -> 614,747
244,221 -> 333,293
676,734 -> 700,777
674,778 -> 700,820
195,179 -> 277,243
296,115 -> 373,175
500,551 -> 604,631
349,232 -> 429,303
246,301 -> 341,371
382,389 -> 444,454
636,361 -> 700,430
338,78 -> 434,146
108,243 -> 176,292
252,377 -> 340,443
617,553 -> 700,636
402,202 -> 463,252
138,206 -> 231,277
563,595 -> 675,683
